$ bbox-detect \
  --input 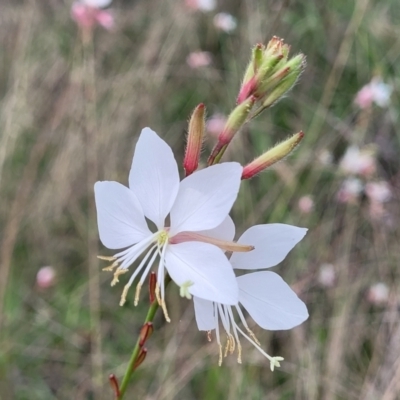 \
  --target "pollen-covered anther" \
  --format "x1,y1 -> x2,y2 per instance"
246,327 -> 261,346
207,331 -> 212,342
134,283 -> 142,306
102,260 -> 119,272
97,255 -> 117,261
119,284 -> 129,306
111,268 -> 128,286
155,283 -> 171,323
155,283 -> 162,305
237,342 -> 243,364
218,344 -> 223,366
